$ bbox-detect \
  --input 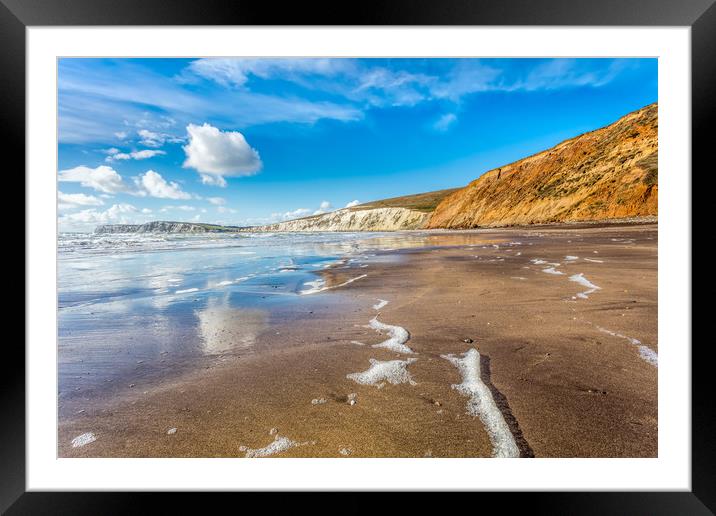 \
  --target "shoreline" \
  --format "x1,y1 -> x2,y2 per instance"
59,223 -> 657,458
